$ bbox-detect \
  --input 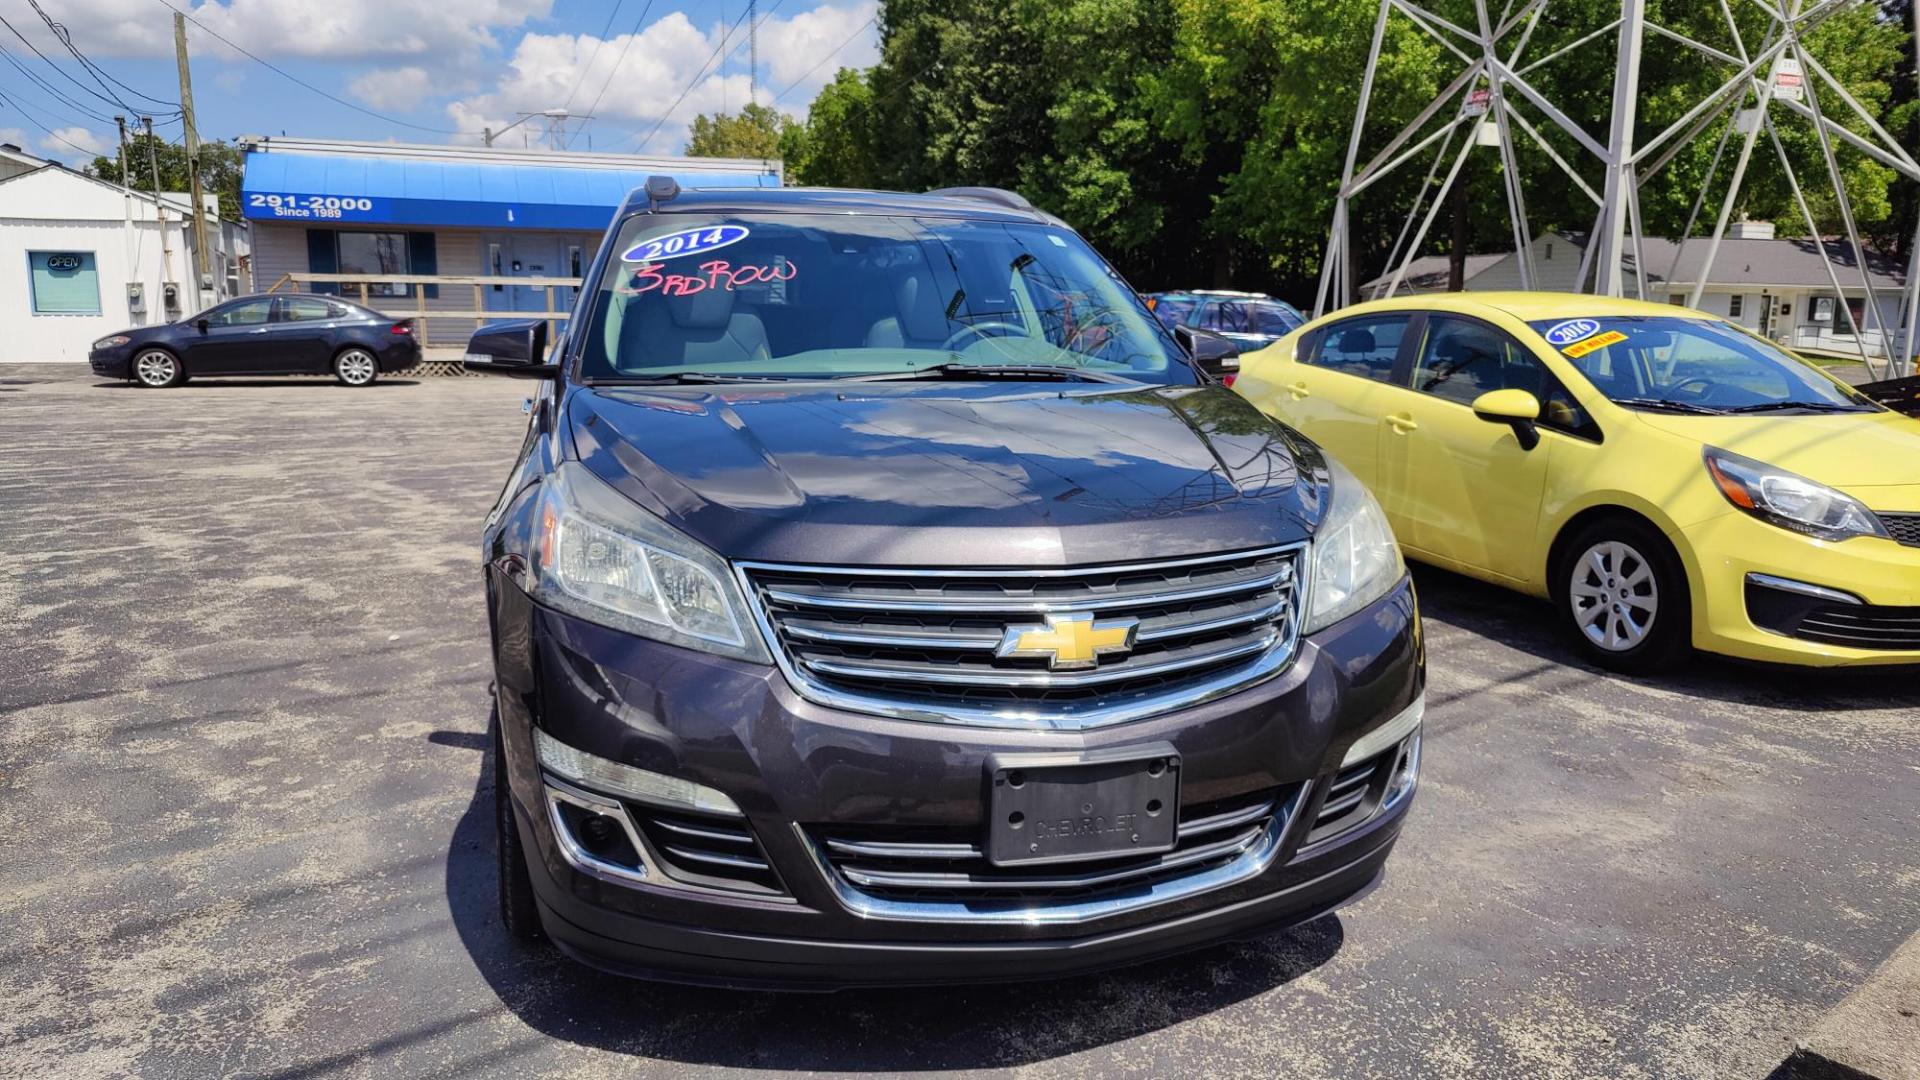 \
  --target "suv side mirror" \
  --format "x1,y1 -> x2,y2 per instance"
1472,389 -> 1542,450
464,319 -> 556,379
1175,325 -> 1240,377
195,318 -> 209,333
